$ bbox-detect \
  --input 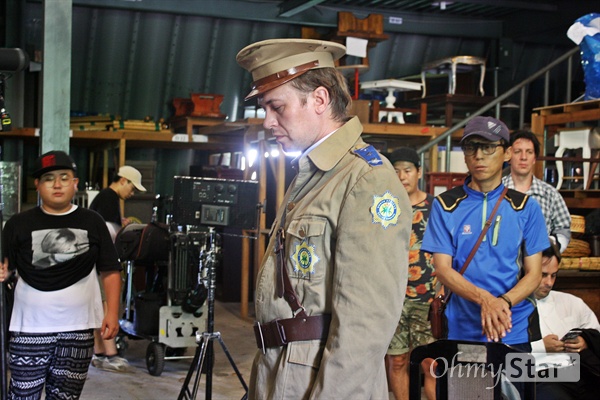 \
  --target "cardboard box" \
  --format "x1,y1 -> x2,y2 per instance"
438,150 -> 468,173
350,99 -> 370,124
